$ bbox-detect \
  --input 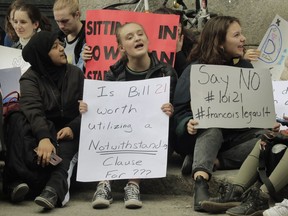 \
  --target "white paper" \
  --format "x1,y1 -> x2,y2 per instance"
77,77 -> 170,182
